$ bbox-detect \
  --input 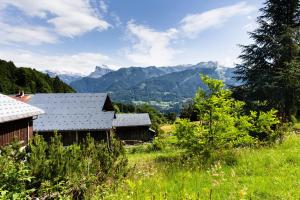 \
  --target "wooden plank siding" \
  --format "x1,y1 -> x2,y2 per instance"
115,126 -> 154,142
0,117 -> 32,147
